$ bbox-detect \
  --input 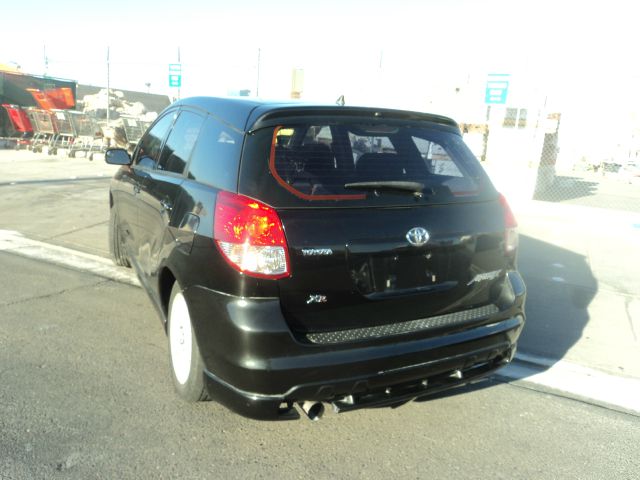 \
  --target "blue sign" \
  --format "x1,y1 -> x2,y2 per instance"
485,74 -> 510,104
169,74 -> 182,87
168,63 -> 182,88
